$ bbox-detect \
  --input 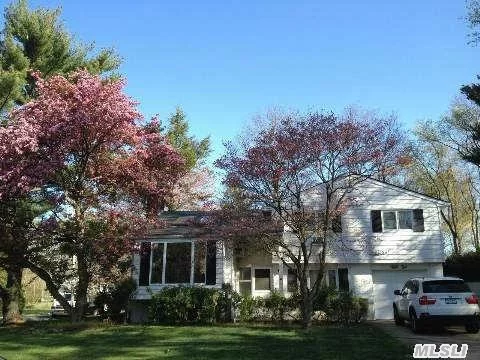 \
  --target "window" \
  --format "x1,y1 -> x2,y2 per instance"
398,210 -> 413,229
165,242 -> 191,284
423,280 -> 471,293
255,269 -> 271,290
383,211 -> 397,230
138,241 -> 216,286
402,280 -> 416,295
239,267 -> 252,296
150,243 -> 164,284
194,243 -> 206,284
327,268 -> 349,291
371,209 -> 425,232
338,268 -> 349,292
327,269 -> 337,288
309,270 -> 320,289
287,268 -> 298,292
